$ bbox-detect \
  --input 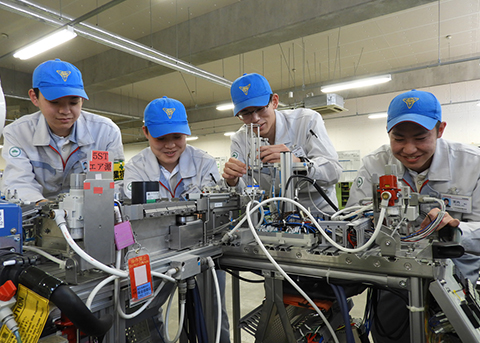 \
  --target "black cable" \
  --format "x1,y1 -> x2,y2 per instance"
224,268 -> 264,283
184,287 -> 196,342
371,288 -> 409,340
281,174 -> 338,220
193,282 -> 209,343
330,284 -> 355,343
